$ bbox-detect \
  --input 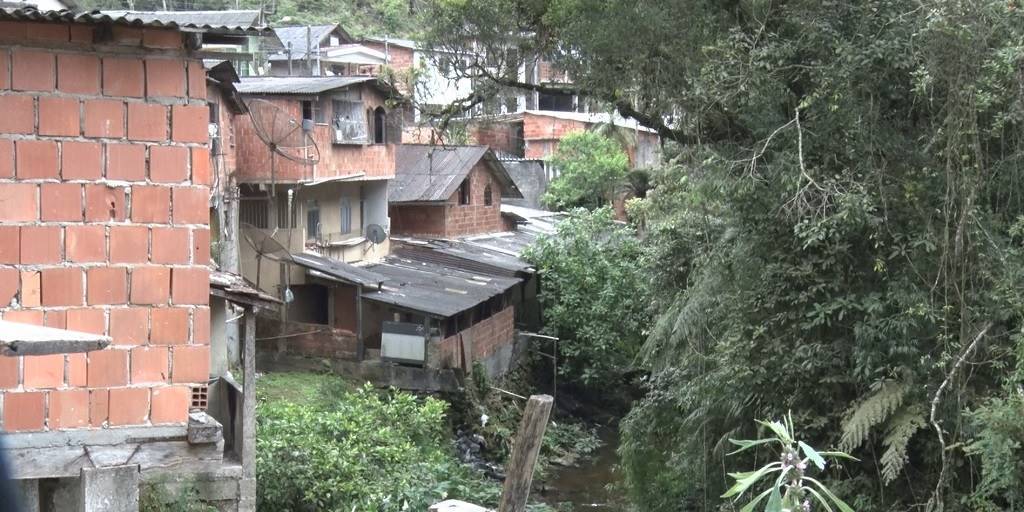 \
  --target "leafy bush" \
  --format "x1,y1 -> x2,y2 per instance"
543,132 -> 630,211
257,374 -> 499,511
140,482 -> 216,512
